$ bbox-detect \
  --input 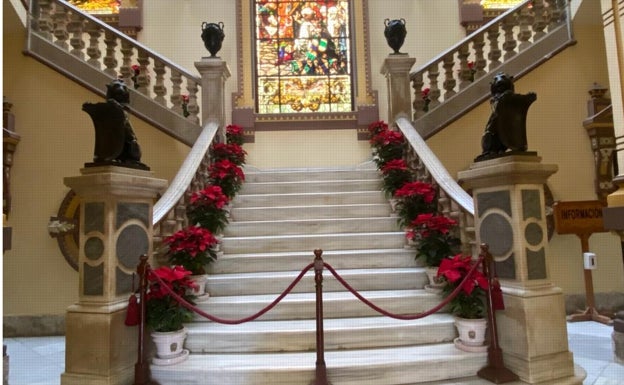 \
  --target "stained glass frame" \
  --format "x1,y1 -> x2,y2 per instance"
254,1 -> 354,114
